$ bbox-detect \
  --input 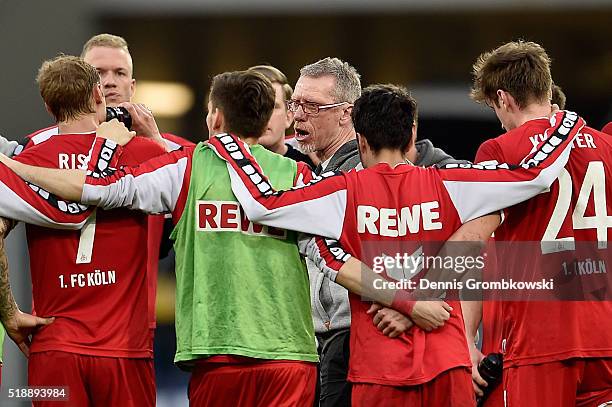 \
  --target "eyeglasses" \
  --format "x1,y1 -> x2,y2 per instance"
285,100 -> 348,116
